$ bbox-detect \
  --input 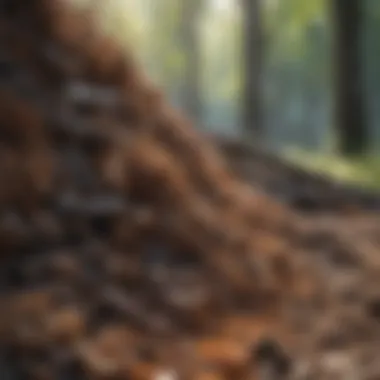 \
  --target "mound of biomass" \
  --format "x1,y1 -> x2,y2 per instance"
1,1 -> 380,379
